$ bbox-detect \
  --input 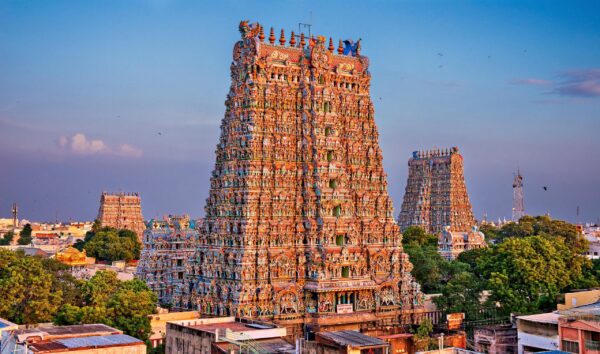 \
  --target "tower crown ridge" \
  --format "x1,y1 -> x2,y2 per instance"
412,146 -> 460,159
238,20 -> 364,57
